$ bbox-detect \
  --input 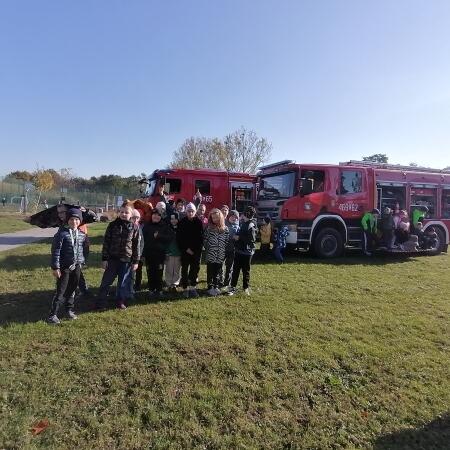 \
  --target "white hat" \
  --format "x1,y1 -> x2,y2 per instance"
186,202 -> 197,212
156,201 -> 166,210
